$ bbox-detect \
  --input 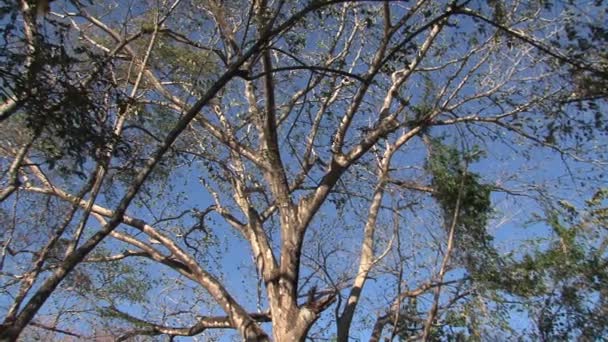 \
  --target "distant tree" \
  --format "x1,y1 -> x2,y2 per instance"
0,0 -> 607,341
